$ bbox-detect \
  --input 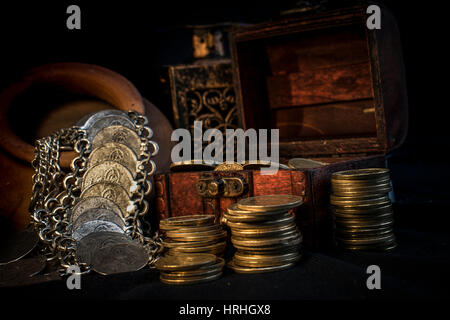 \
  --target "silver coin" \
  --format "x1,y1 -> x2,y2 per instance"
79,182 -> 133,217
86,115 -> 135,141
0,227 -> 39,265
78,109 -> 130,130
91,125 -> 141,156
76,231 -> 134,266
71,208 -> 125,232
0,255 -> 47,286
81,161 -> 137,196
87,142 -> 138,177
70,196 -> 124,222
91,242 -> 149,275
72,220 -> 125,241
